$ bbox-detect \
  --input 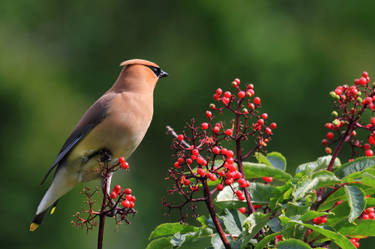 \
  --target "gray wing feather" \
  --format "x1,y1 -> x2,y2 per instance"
40,93 -> 114,184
